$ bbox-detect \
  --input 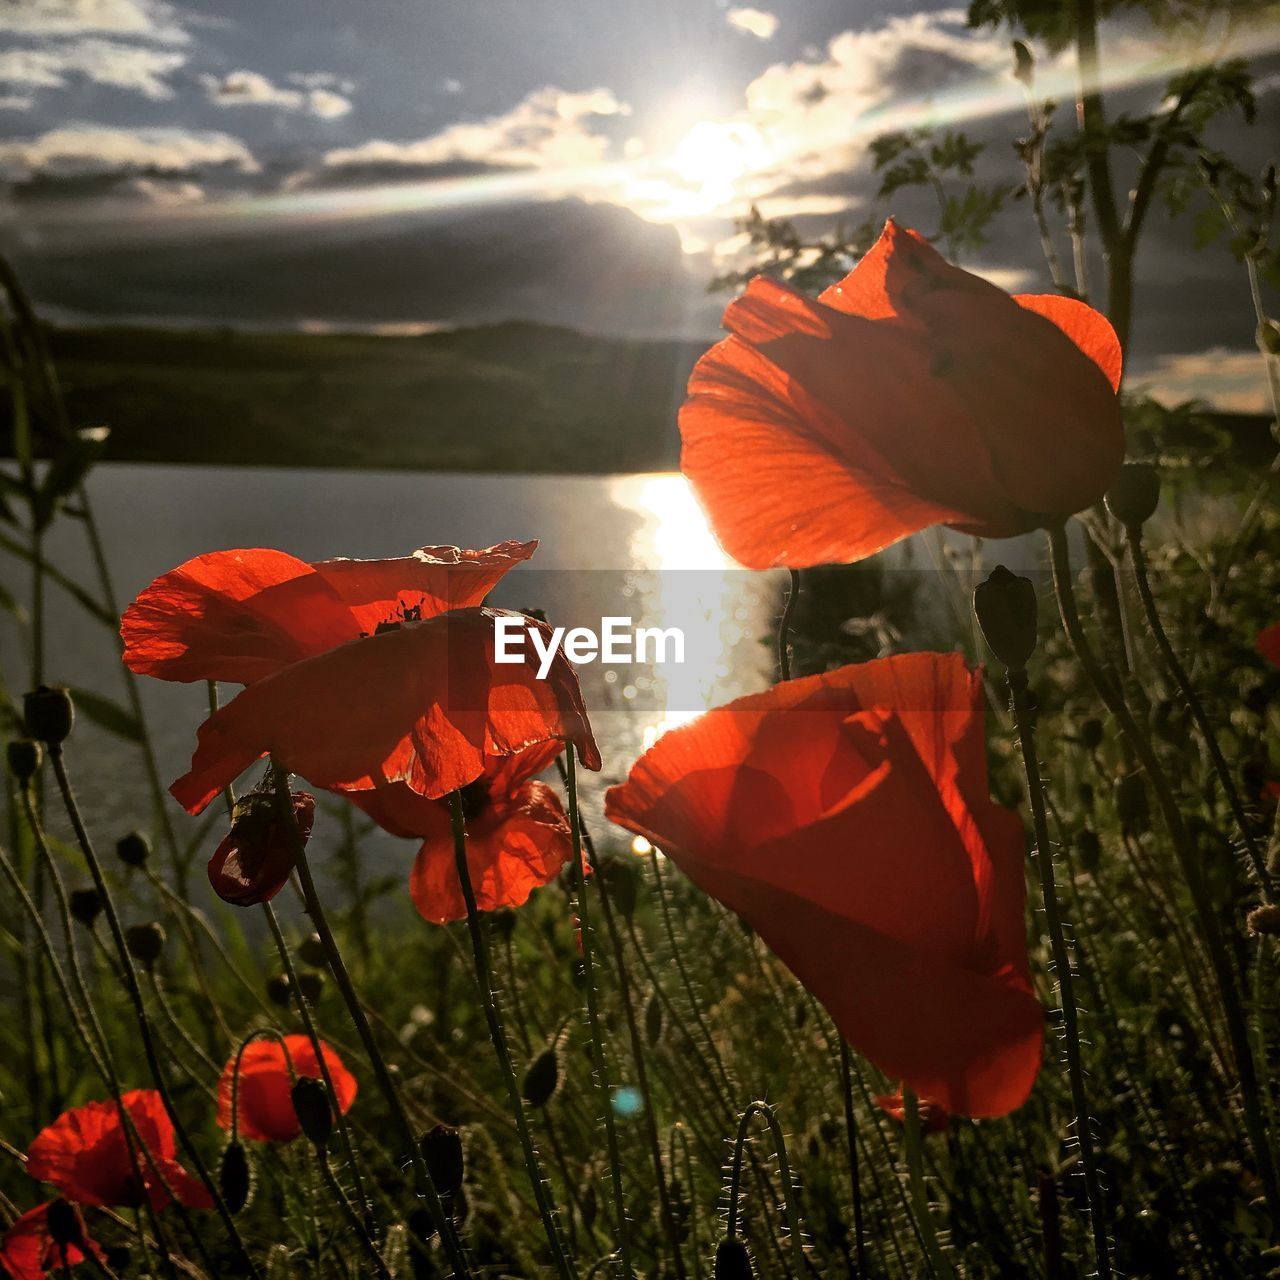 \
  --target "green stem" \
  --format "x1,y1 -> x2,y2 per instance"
48,745 -> 259,1277
1125,525 -> 1273,893
1008,668 -> 1112,1279
1048,522 -> 1280,1234
447,789 -> 578,1280
563,750 -> 638,1278
725,1100 -> 806,1275
901,1087 -> 955,1280
837,1041 -> 867,1277
269,763 -> 471,1278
